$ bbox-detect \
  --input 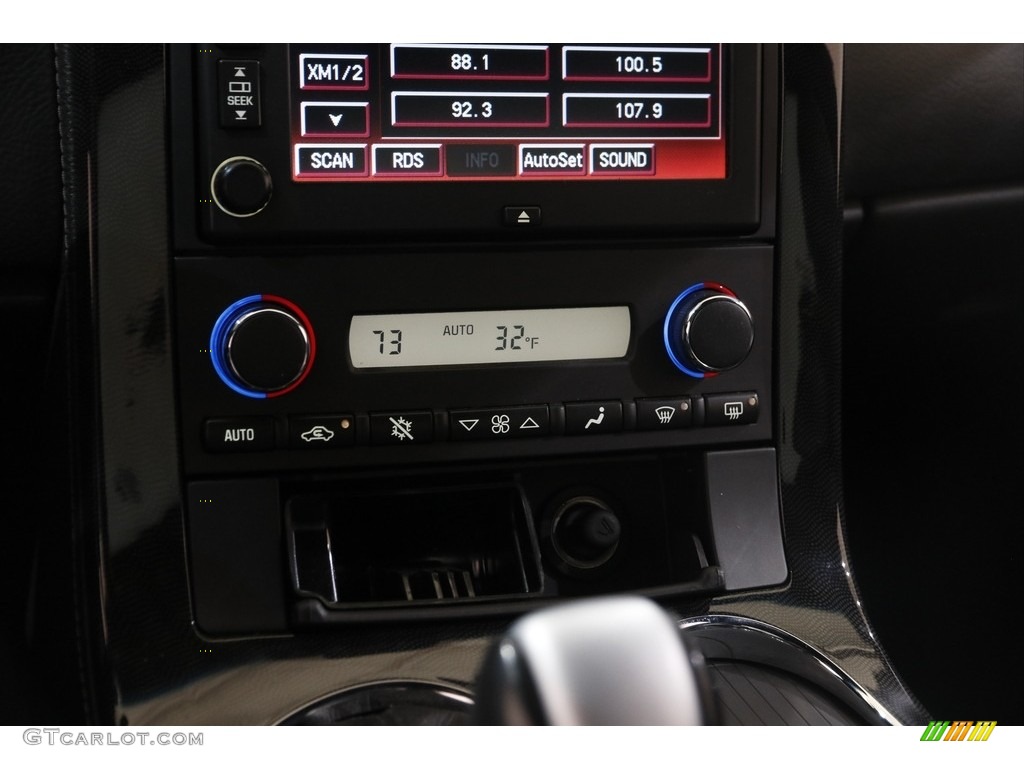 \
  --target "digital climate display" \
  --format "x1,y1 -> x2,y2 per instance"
349,307 -> 631,369
291,44 -> 725,182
